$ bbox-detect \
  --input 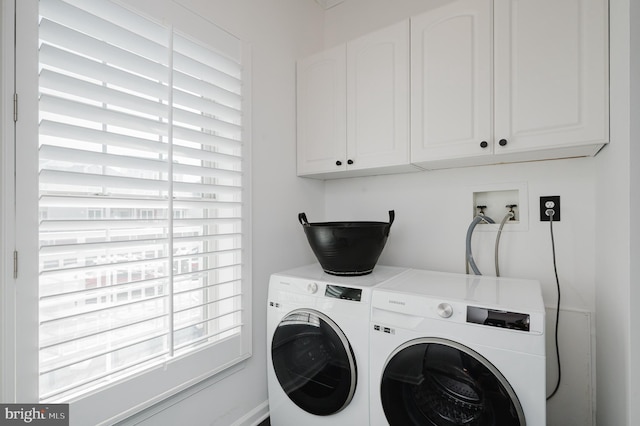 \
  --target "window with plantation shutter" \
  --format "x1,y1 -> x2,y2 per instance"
36,0 -> 251,413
